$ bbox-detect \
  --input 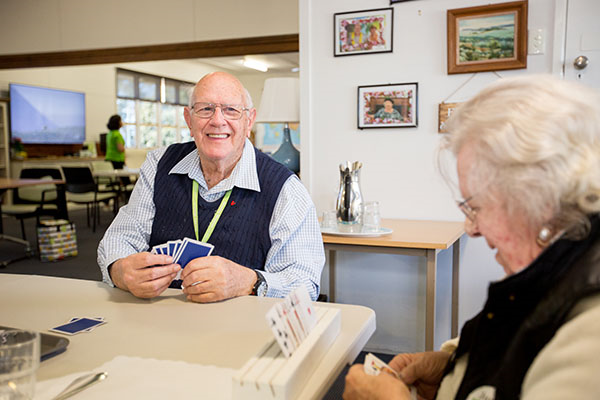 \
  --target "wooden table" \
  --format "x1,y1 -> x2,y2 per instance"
0,274 -> 376,399
322,218 -> 464,351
